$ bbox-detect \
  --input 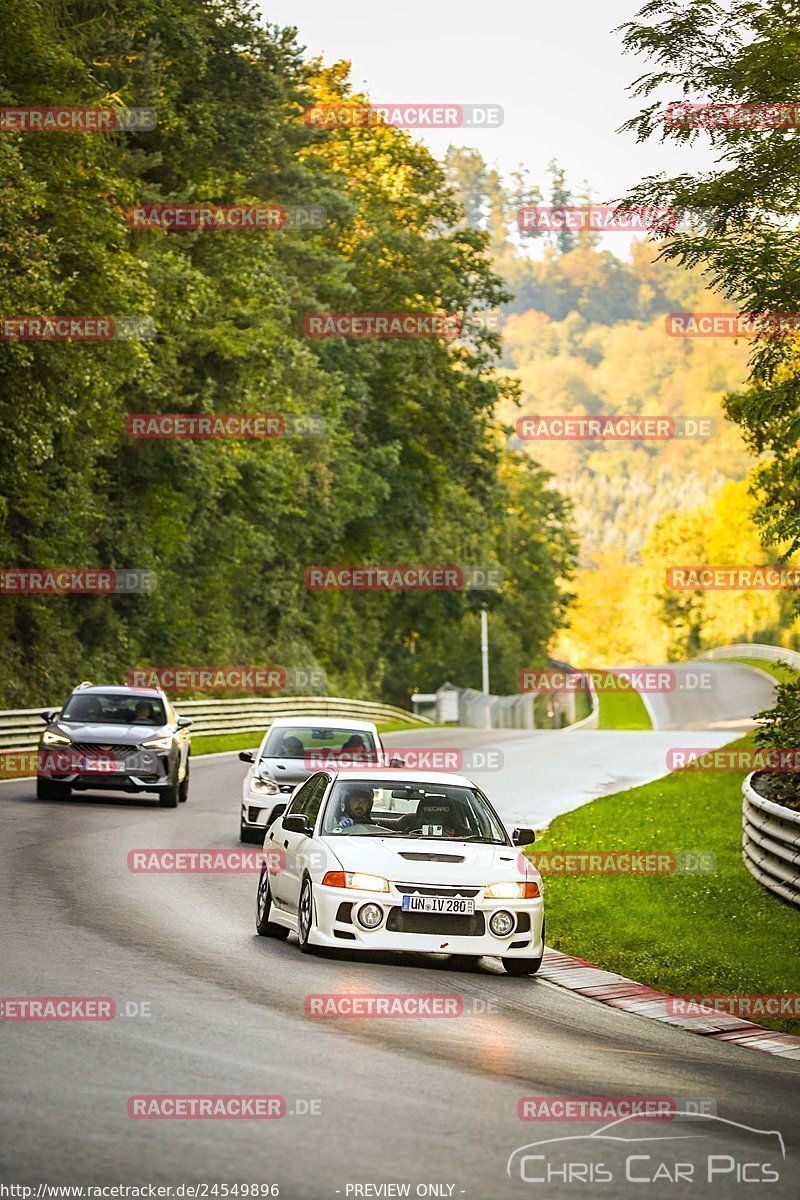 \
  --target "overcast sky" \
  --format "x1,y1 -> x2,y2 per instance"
258,0 -> 717,208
